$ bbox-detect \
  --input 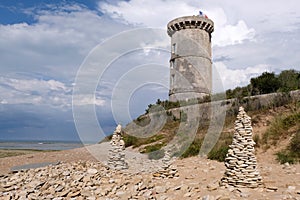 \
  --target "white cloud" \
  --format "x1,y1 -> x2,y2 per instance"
0,76 -> 108,107
214,62 -> 271,90
3,78 -> 70,93
201,0 -> 300,34
99,0 -> 197,28
207,8 -> 255,47
0,3 -> 130,80
47,80 -> 68,91
0,77 -> 70,106
99,0 -> 256,47
72,95 -> 105,106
